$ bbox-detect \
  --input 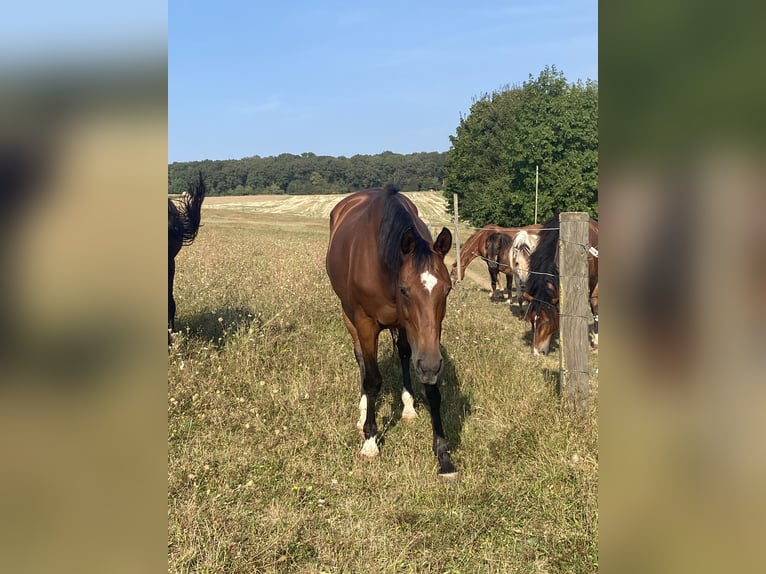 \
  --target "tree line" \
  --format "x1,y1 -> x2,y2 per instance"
169,66 -> 597,228
168,151 -> 446,196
